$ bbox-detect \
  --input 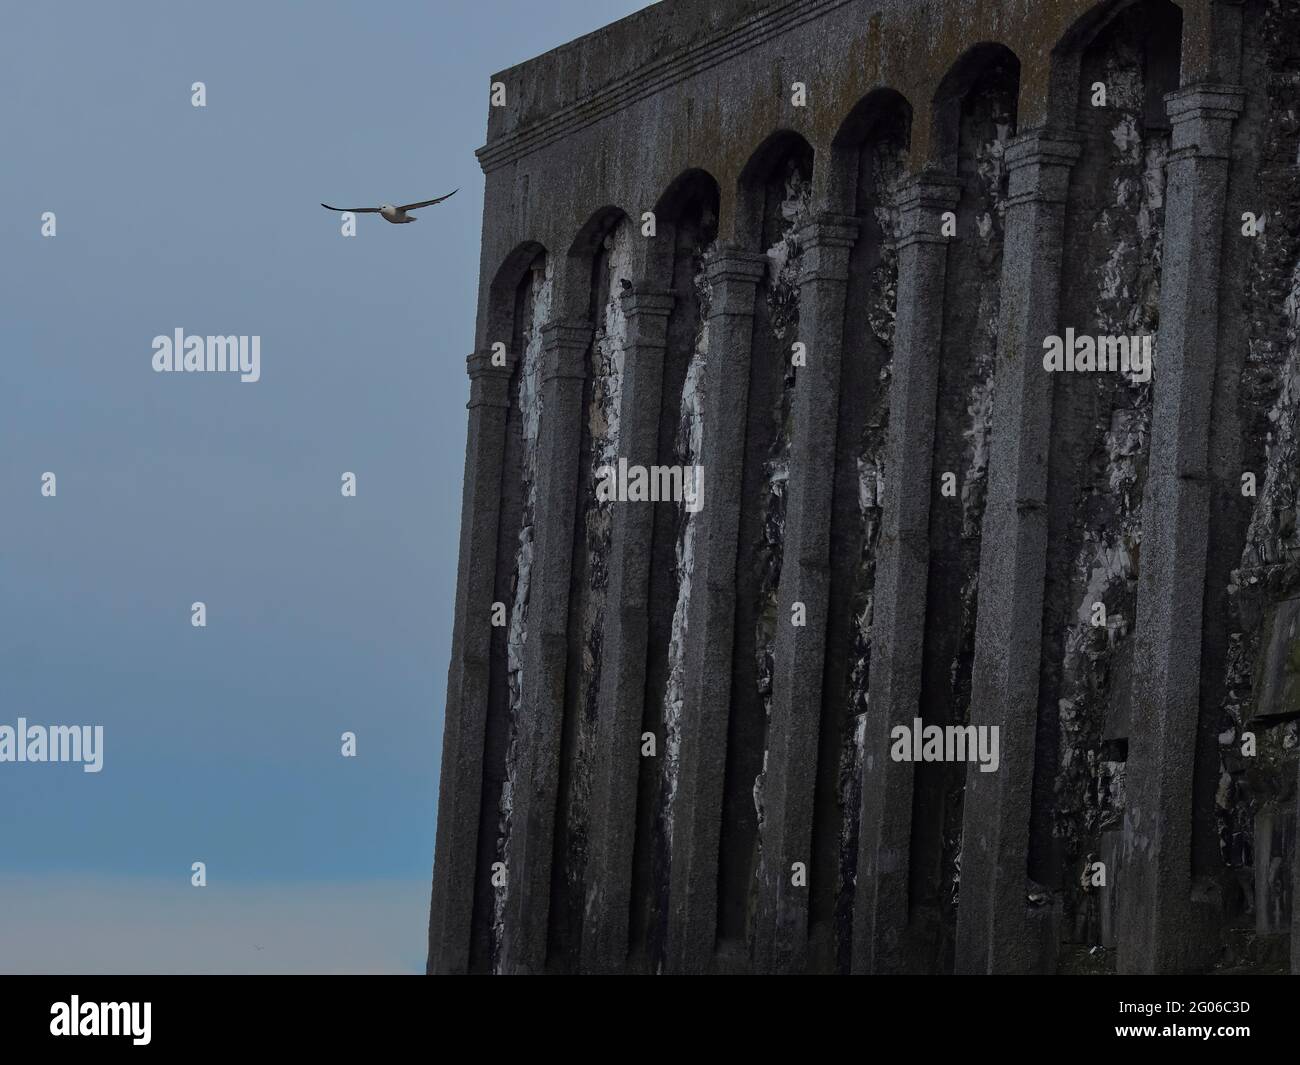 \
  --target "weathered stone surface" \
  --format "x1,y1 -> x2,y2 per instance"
431,0 -> 1300,975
